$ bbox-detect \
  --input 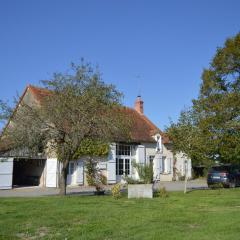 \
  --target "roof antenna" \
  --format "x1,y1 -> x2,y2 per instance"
136,75 -> 141,98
